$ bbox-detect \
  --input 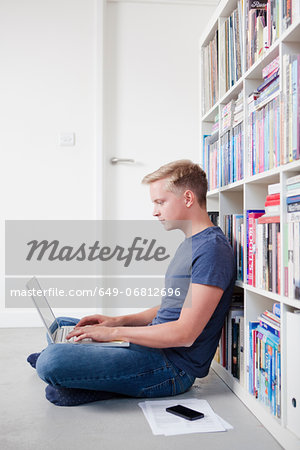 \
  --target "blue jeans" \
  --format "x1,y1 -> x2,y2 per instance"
36,317 -> 195,398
